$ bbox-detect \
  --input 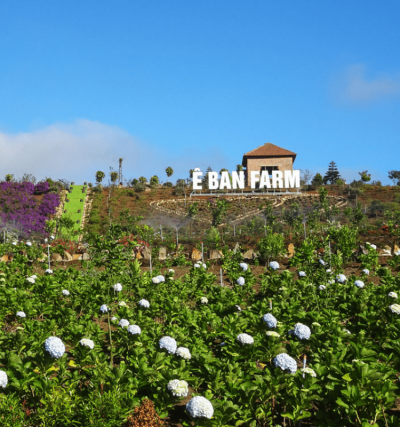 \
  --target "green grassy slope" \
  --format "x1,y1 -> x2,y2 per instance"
60,185 -> 87,240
